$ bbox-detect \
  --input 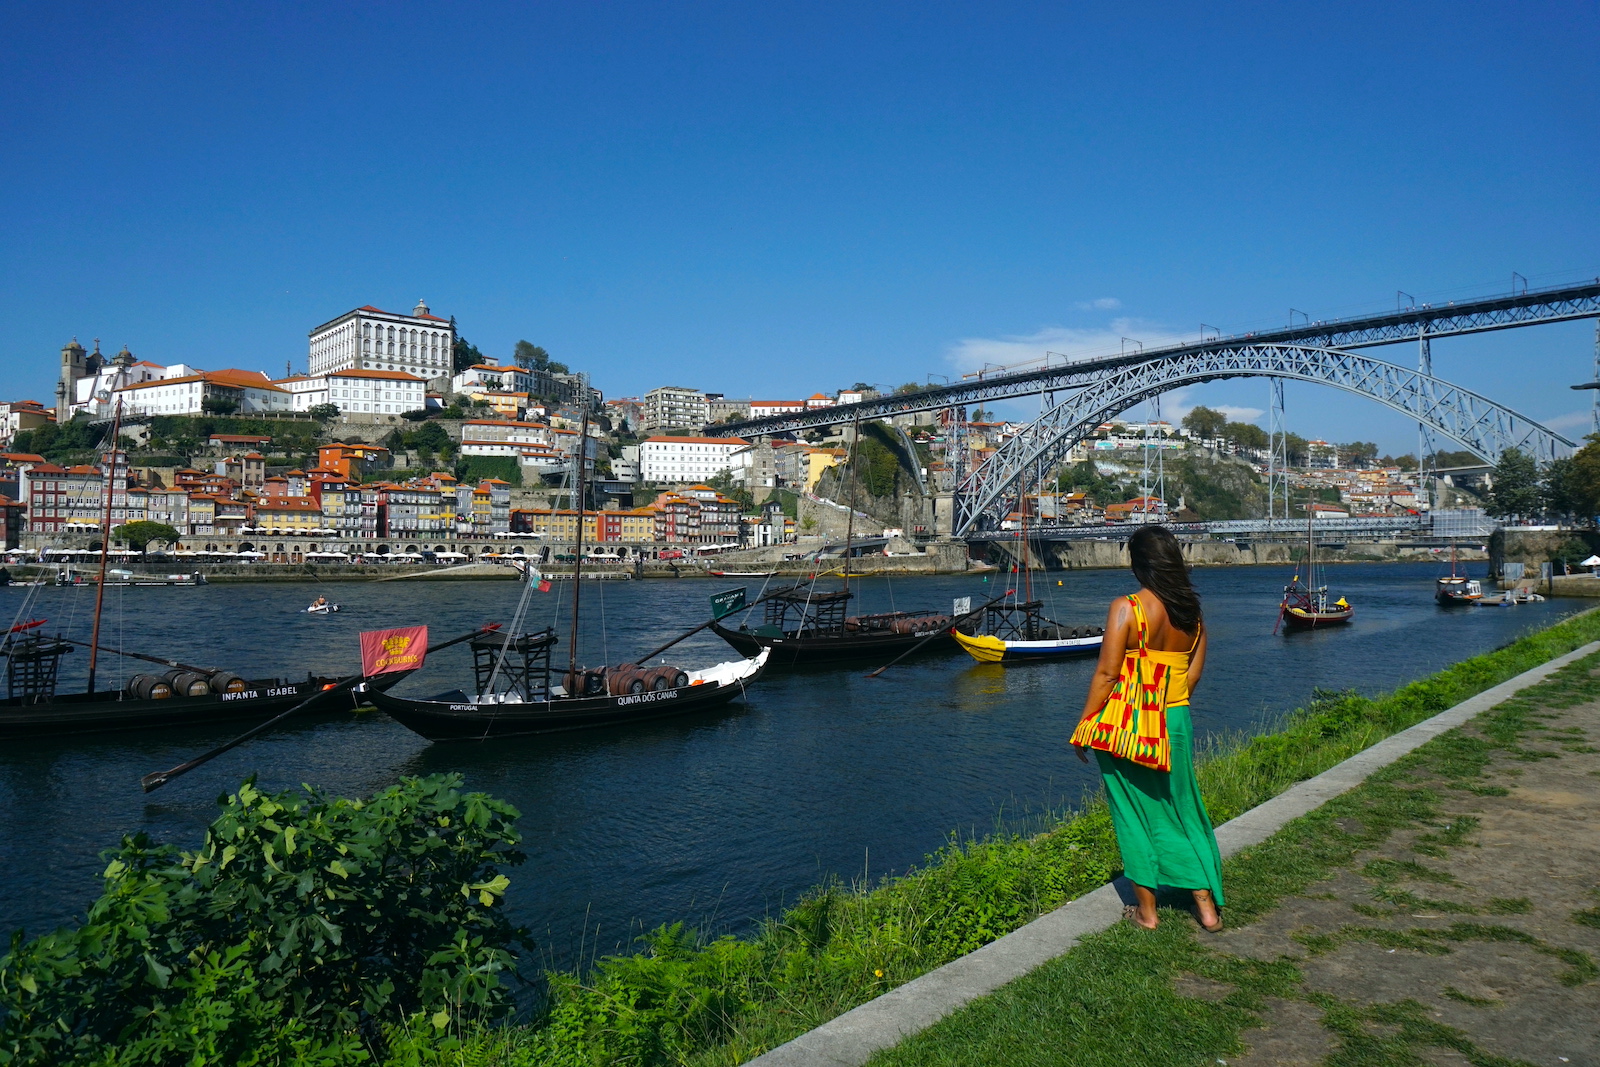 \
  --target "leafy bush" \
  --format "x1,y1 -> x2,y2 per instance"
0,774 -> 525,1066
